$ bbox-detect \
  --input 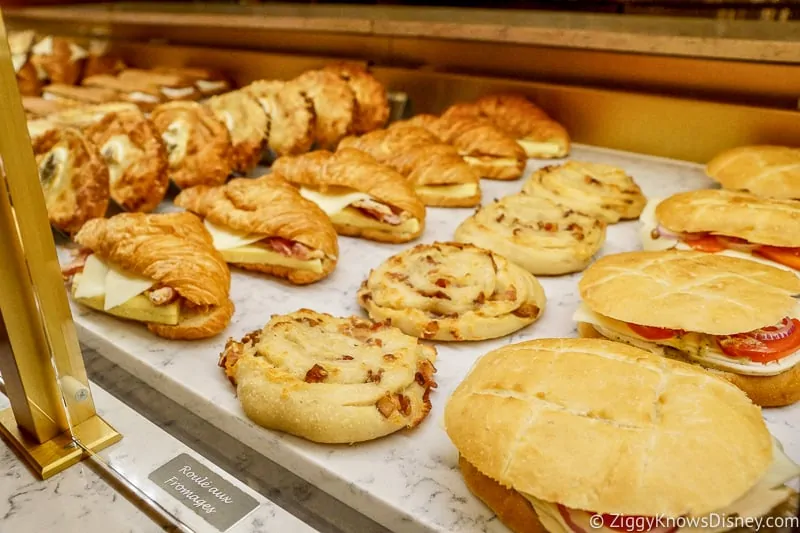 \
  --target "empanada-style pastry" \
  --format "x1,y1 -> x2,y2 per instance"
273,148 -> 426,243
175,175 -> 338,285
455,194 -> 606,275
323,62 -> 389,134
444,93 -> 571,159
33,127 -> 109,234
706,145 -> 800,200
205,90 -> 268,174
339,124 -> 481,207
357,242 -> 546,341
118,69 -> 201,102
43,84 -> 120,105
522,161 -> 646,223
83,74 -> 164,111
29,36 -> 87,85
286,70 -> 355,149
10,30 -> 41,96
85,111 -> 169,213
23,96 -> 79,119
243,80 -> 314,156
65,212 -> 234,340
48,102 -> 142,129
403,114 -> 526,180
151,101 -> 233,189
82,40 -> 126,79
219,309 -> 437,444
